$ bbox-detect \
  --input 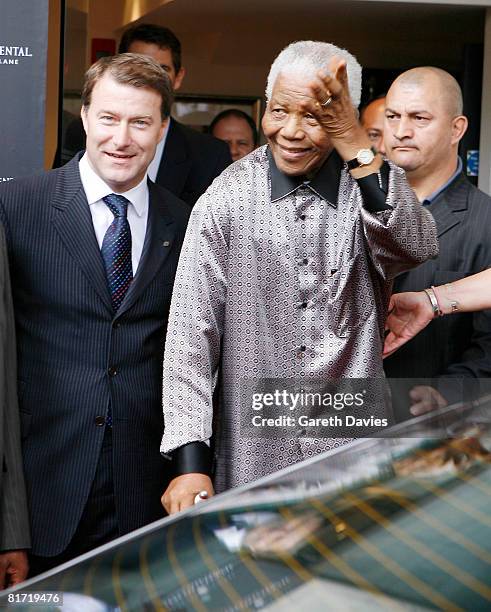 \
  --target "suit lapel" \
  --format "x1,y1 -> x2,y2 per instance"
155,119 -> 191,197
428,173 -> 469,238
394,174 -> 469,291
118,180 -> 176,315
51,157 -> 113,312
